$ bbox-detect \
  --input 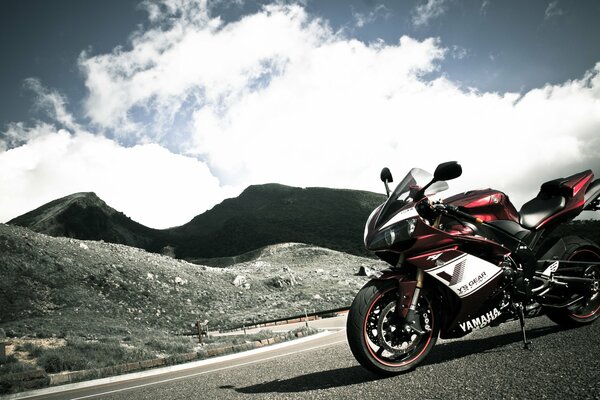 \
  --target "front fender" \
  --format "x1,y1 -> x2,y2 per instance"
367,270 -> 417,319
366,269 -> 460,336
